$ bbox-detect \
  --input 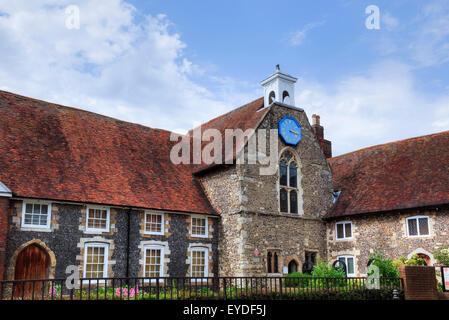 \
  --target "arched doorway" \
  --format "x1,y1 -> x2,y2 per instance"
288,260 -> 298,274
14,244 -> 50,298
417,253 -> 431,266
